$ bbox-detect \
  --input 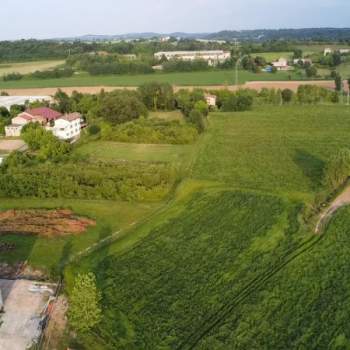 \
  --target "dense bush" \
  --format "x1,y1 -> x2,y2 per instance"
101,117 -> 198,144
3,72 -> 23,81
219,90 -> 254,112
0,160 -> 175,201
138,82 -> 175,111
30,67 -> 74,79
175,89 -> 206,117
297,85 -> 339,104
97,90 -> 148,125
